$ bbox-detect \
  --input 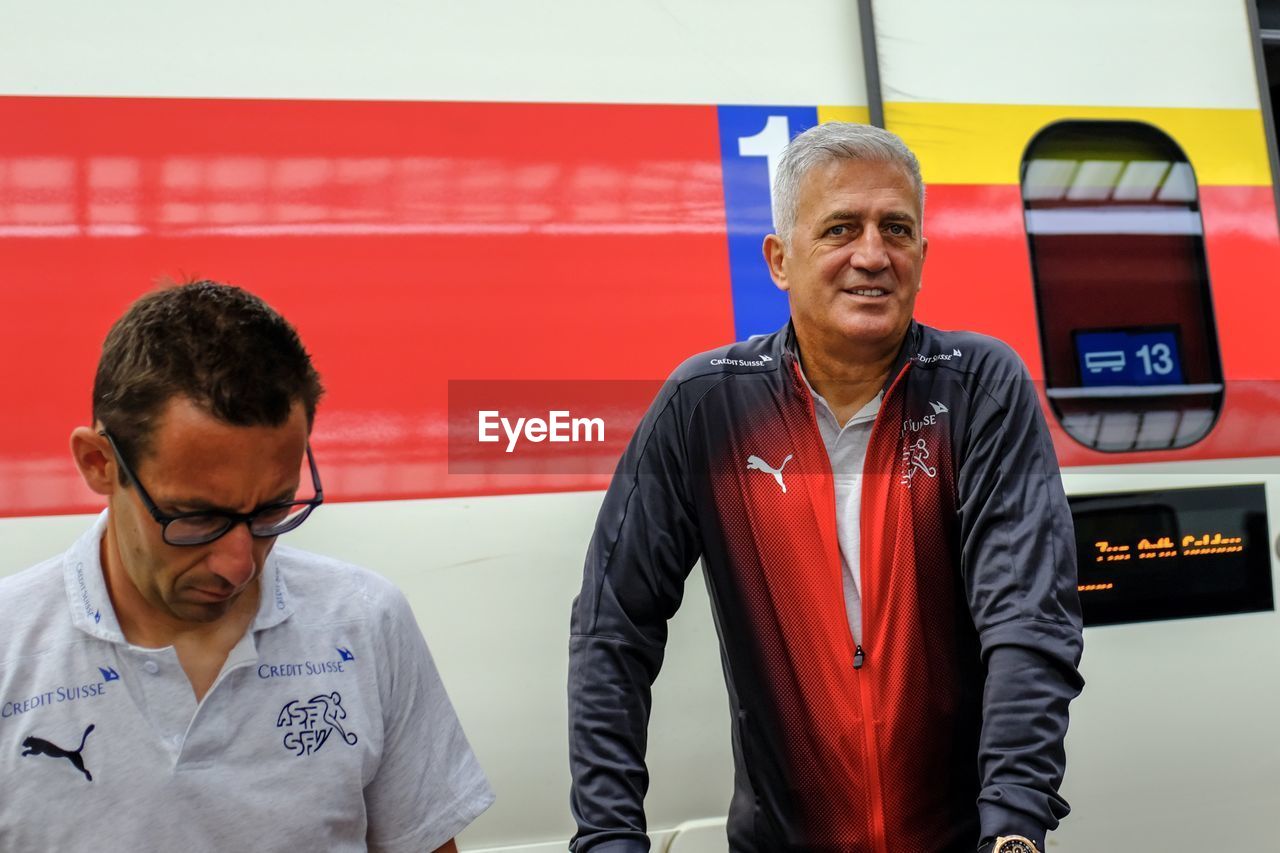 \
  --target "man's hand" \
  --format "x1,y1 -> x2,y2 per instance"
432,840 -> 458,853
